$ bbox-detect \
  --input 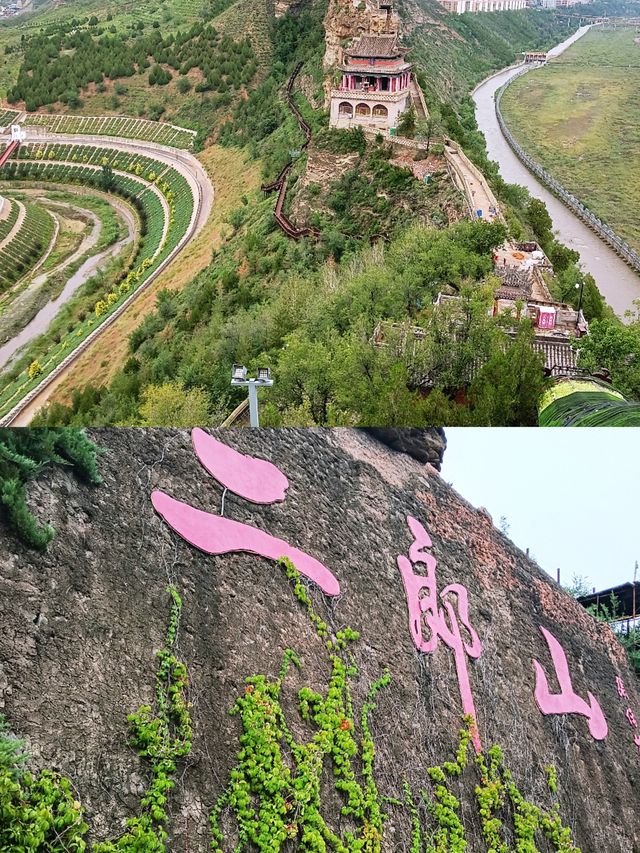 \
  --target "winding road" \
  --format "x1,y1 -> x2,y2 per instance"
473,26 -> 640,317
